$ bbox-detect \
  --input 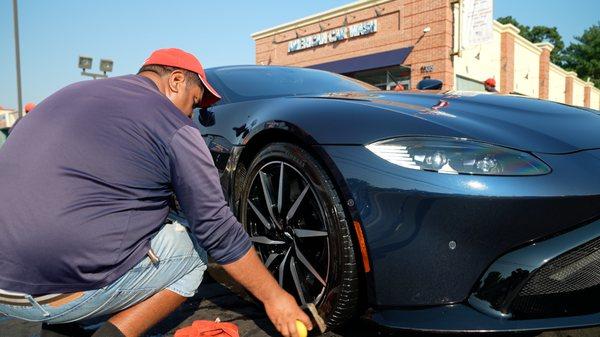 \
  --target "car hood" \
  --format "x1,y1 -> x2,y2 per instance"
302,91 -> 600,154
